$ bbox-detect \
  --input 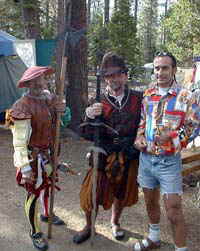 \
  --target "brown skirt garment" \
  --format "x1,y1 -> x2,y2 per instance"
80,153 -> 139,213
